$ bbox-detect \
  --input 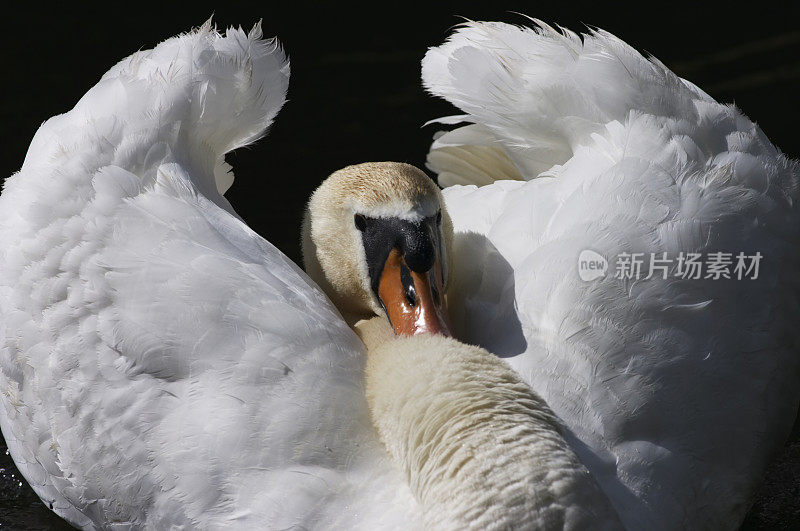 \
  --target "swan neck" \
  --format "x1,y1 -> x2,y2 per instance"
362,329 -> 621,529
